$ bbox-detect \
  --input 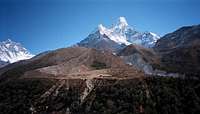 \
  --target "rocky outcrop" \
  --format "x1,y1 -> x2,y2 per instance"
80,79 -> 94,103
